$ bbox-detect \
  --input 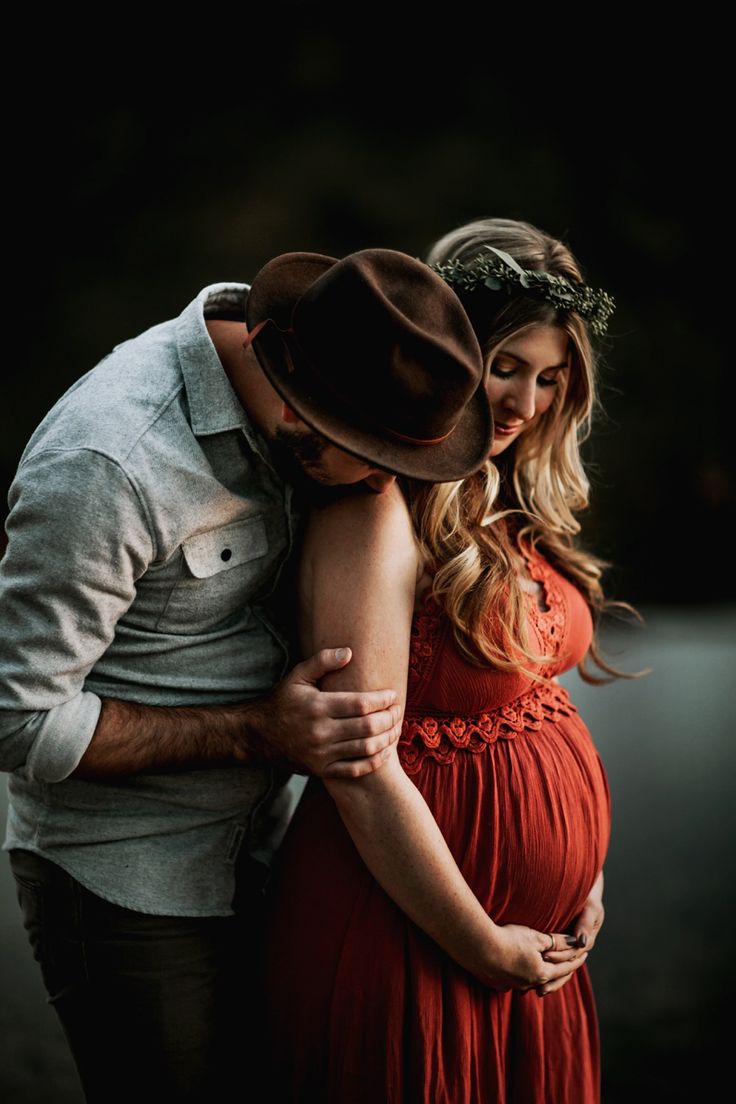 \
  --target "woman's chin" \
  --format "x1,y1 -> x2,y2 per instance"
489,437 -> 516,459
